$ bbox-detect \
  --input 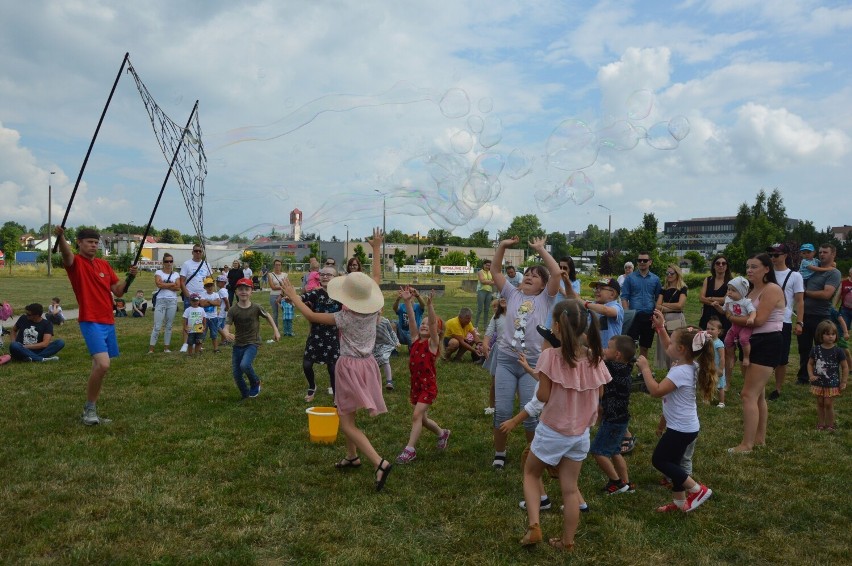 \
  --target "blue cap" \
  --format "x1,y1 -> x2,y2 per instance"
799,243 -> 815,252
